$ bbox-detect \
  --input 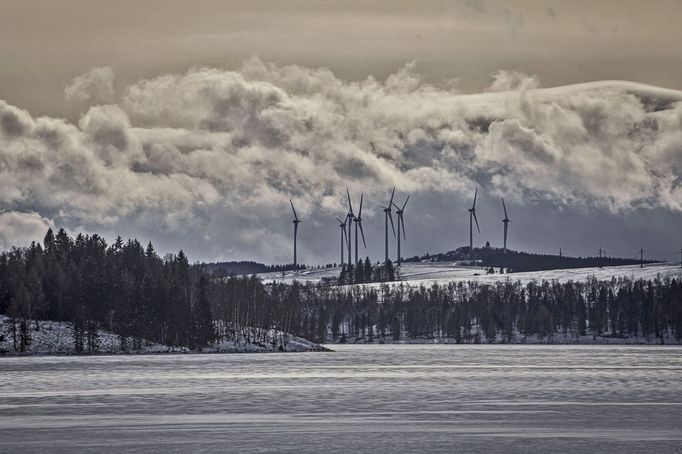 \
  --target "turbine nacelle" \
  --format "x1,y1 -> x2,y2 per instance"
502,197 -> 511,224
346,189 -> 355,219
392,196 -> 409,242
380,187 -> 397,238
290,200 -> 302,224
353,193 -> 367,248
289,199 -> 302,266
468,189 -> 481,234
